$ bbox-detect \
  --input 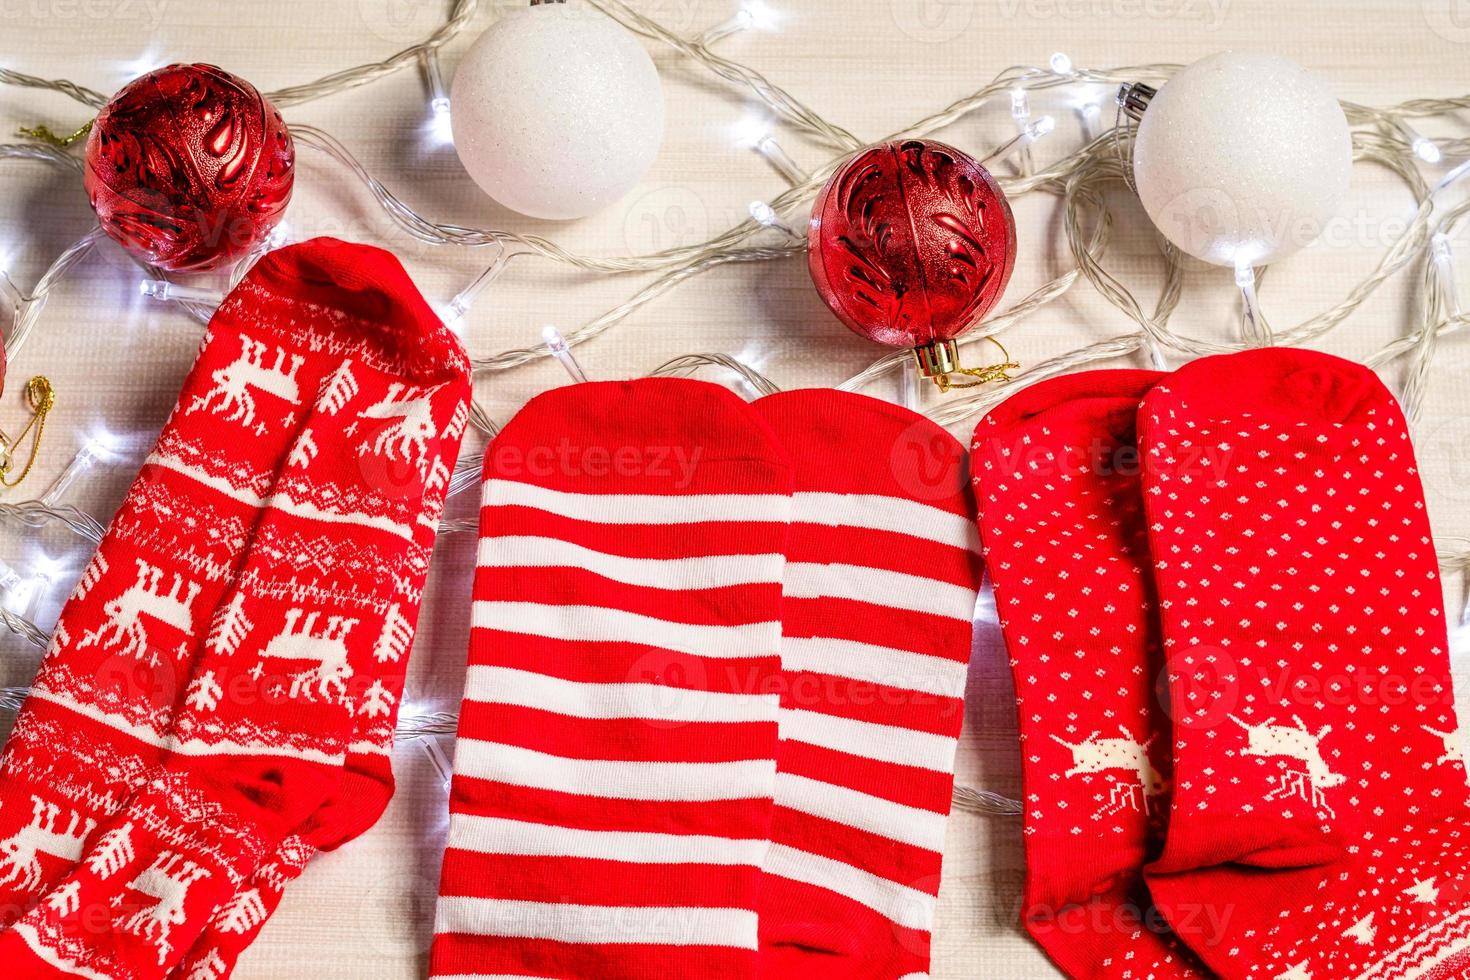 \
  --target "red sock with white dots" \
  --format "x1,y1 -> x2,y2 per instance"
972,370 -> 1205,979
1140,348 -> 1470,979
